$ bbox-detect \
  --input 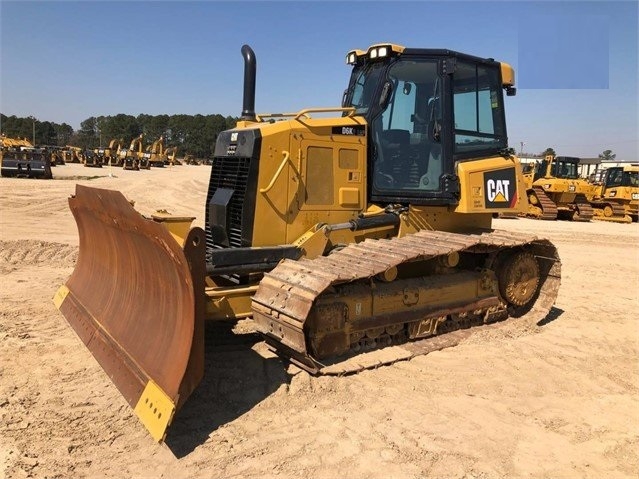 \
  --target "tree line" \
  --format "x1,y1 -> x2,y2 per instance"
1,113 -> 238,159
